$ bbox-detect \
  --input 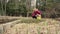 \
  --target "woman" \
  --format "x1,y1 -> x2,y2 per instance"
32,8 -> 42,19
